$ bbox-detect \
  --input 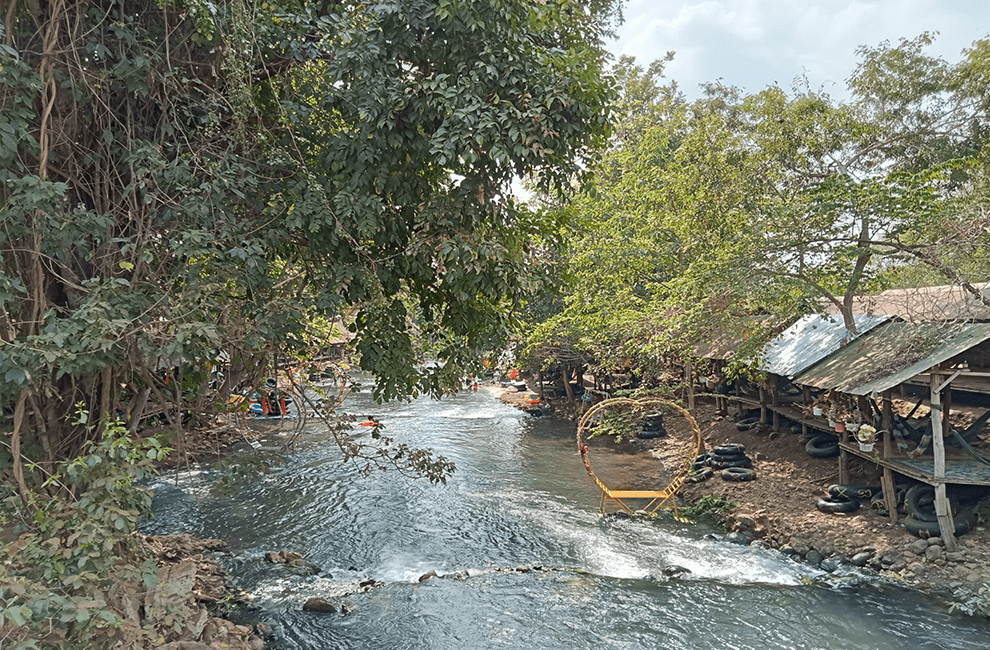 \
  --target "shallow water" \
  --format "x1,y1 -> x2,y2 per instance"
144,385 -> 990,649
